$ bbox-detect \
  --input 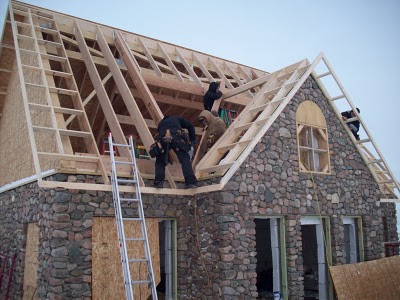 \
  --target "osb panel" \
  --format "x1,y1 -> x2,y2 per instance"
0,66 -> 35,186
23,223 -> 40,300
330,256 -> 400,300
92,217 -> 160,300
